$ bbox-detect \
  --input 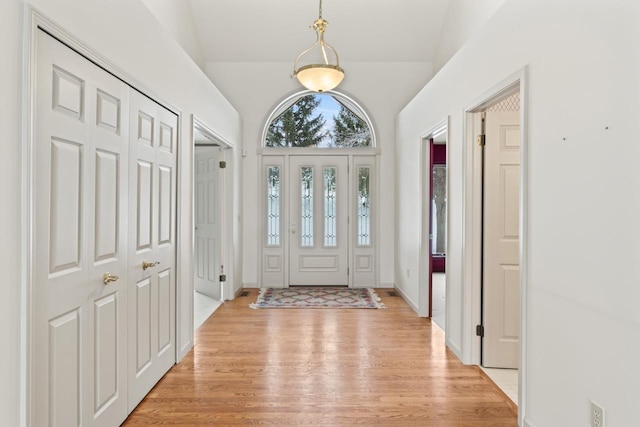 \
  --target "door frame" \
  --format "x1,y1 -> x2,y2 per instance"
192,116 -> 234,302
21,9 -> 188,424
461,67 -> 529,424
